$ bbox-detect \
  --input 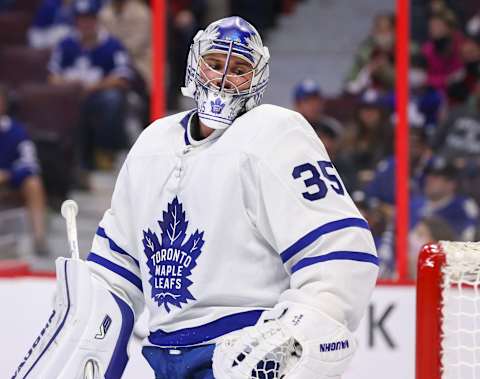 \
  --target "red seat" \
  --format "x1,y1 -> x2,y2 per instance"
15,83 -> 81,138
12,0 -> 43,13
16,83 -> 83,200
0,46 -> 50,88
0,11 -> 32,46
324,95 -> 358,123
